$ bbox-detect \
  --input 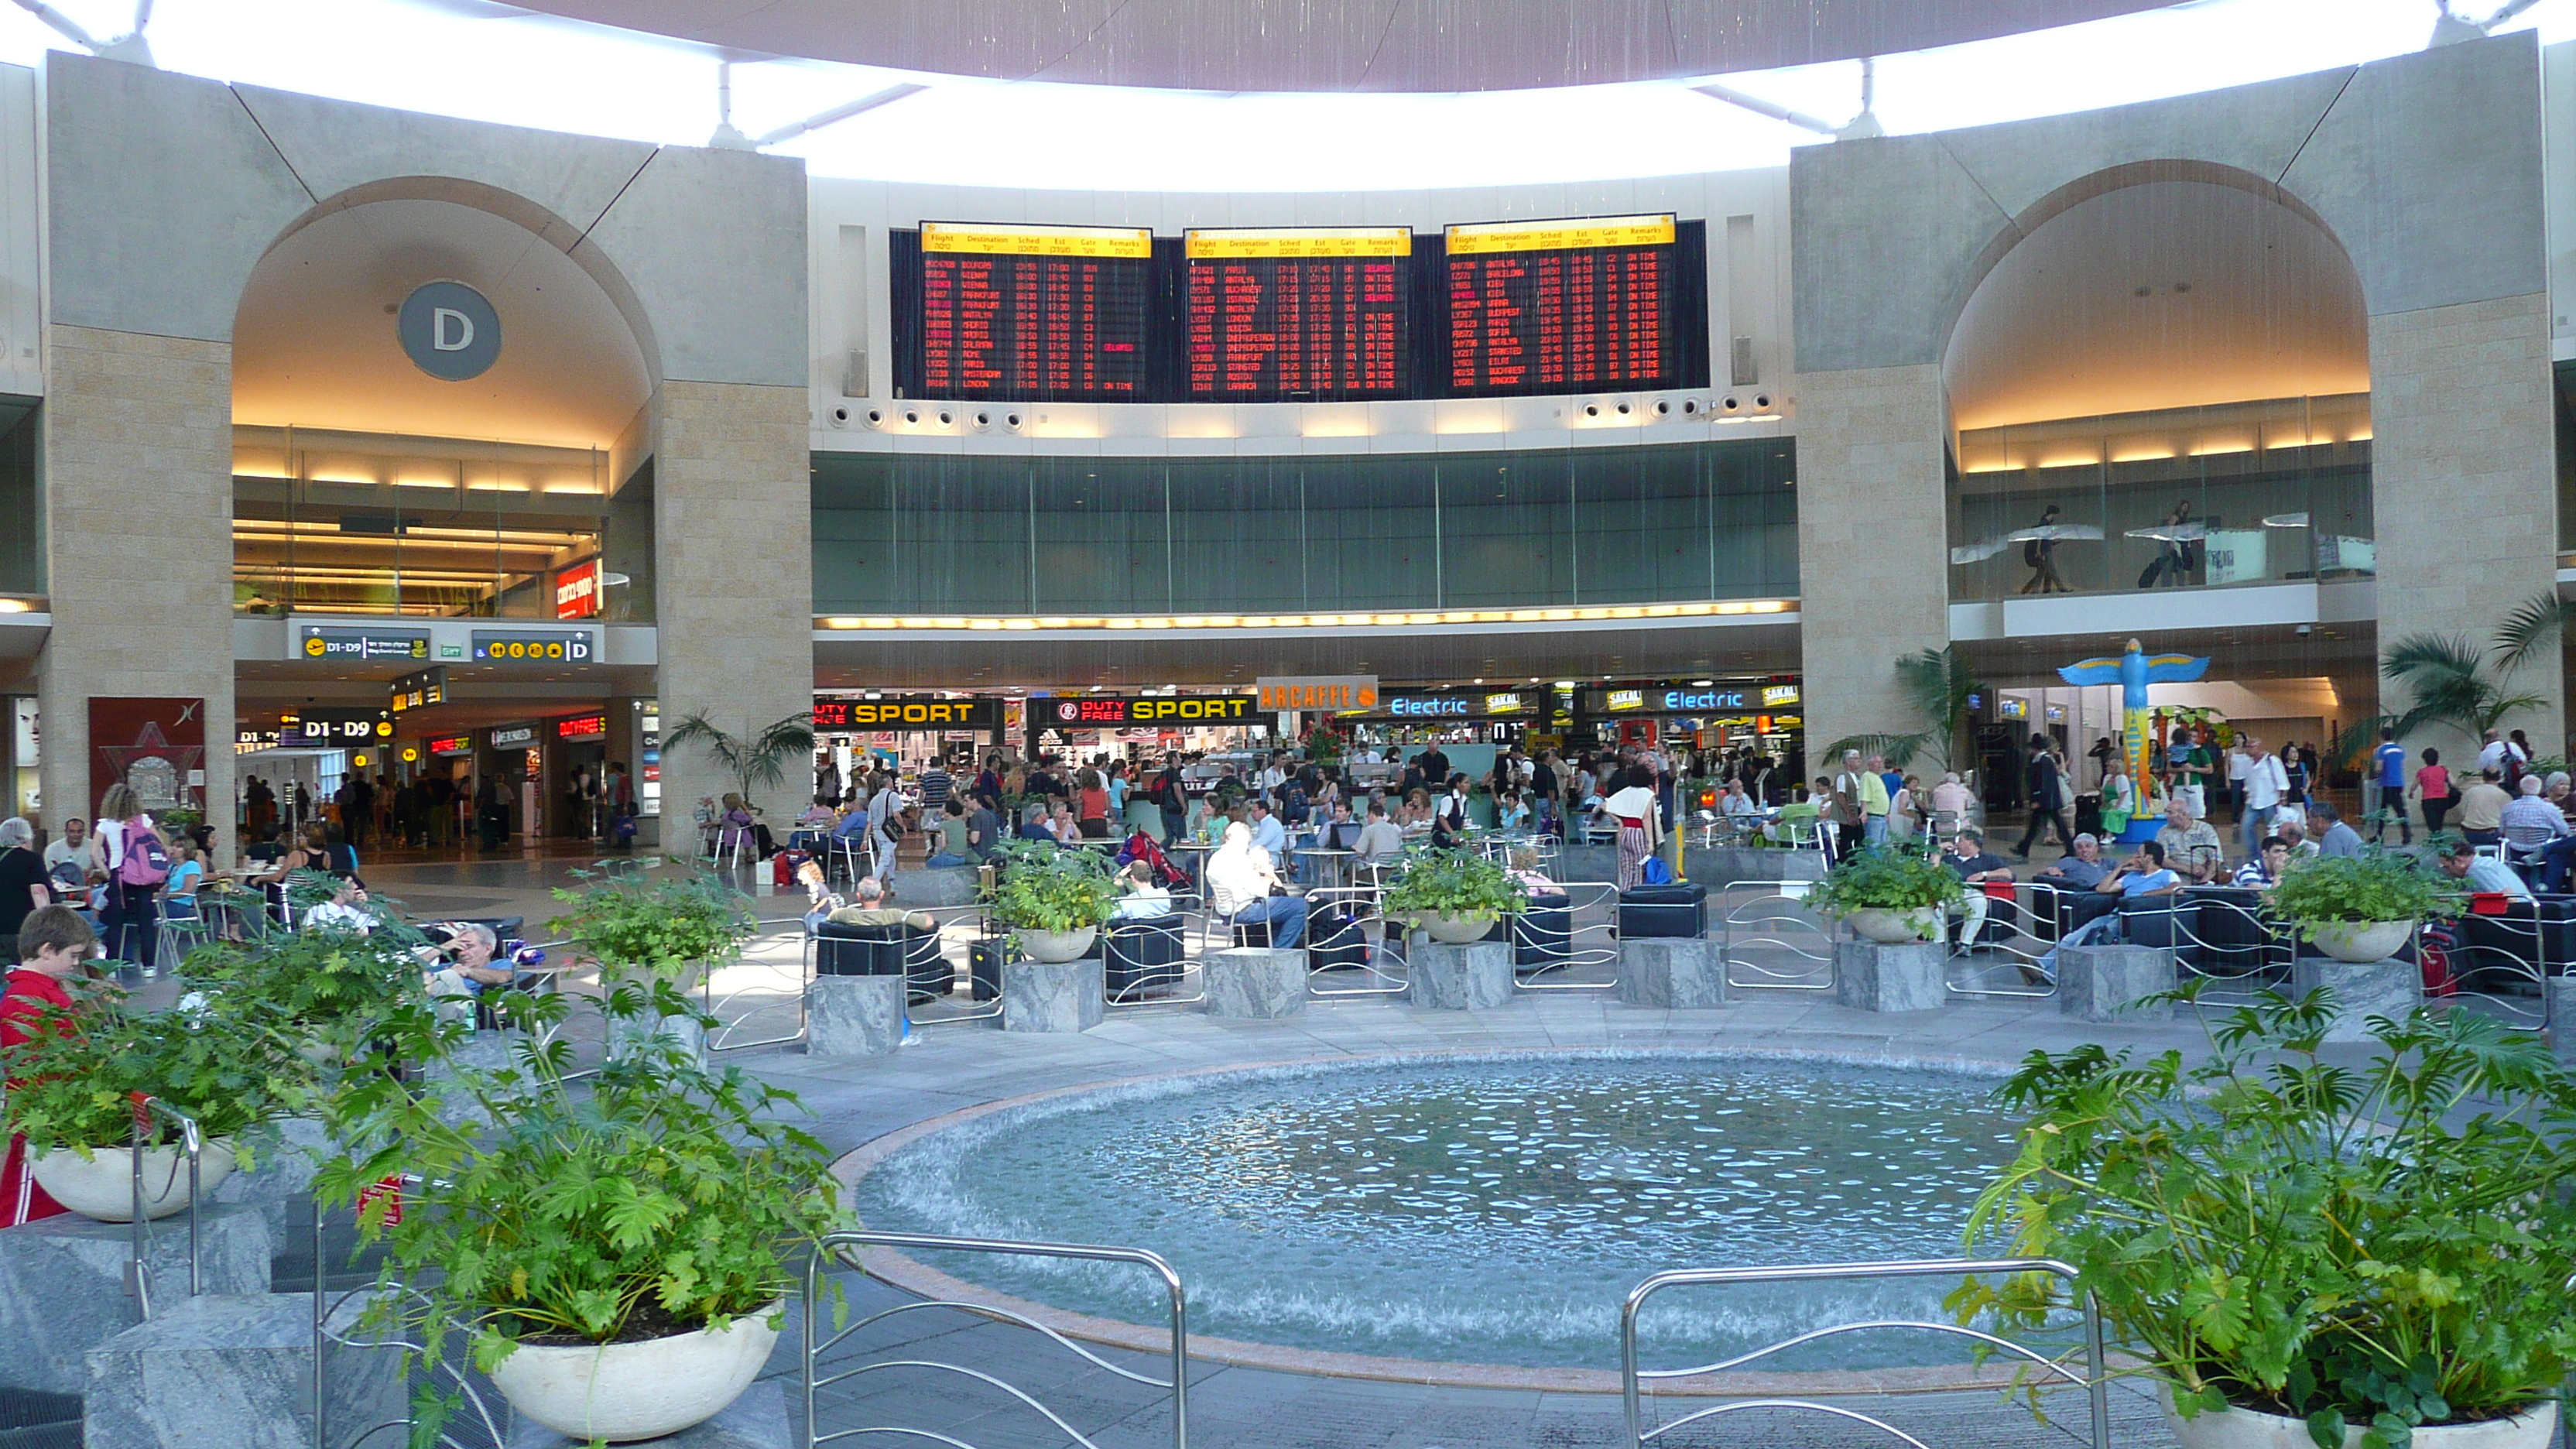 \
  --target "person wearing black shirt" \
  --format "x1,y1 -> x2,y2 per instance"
0,819 -> 46,940
2015,736 -> 2074,858
1941,830 -> 2015,950
1415,745 -> 1451,785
